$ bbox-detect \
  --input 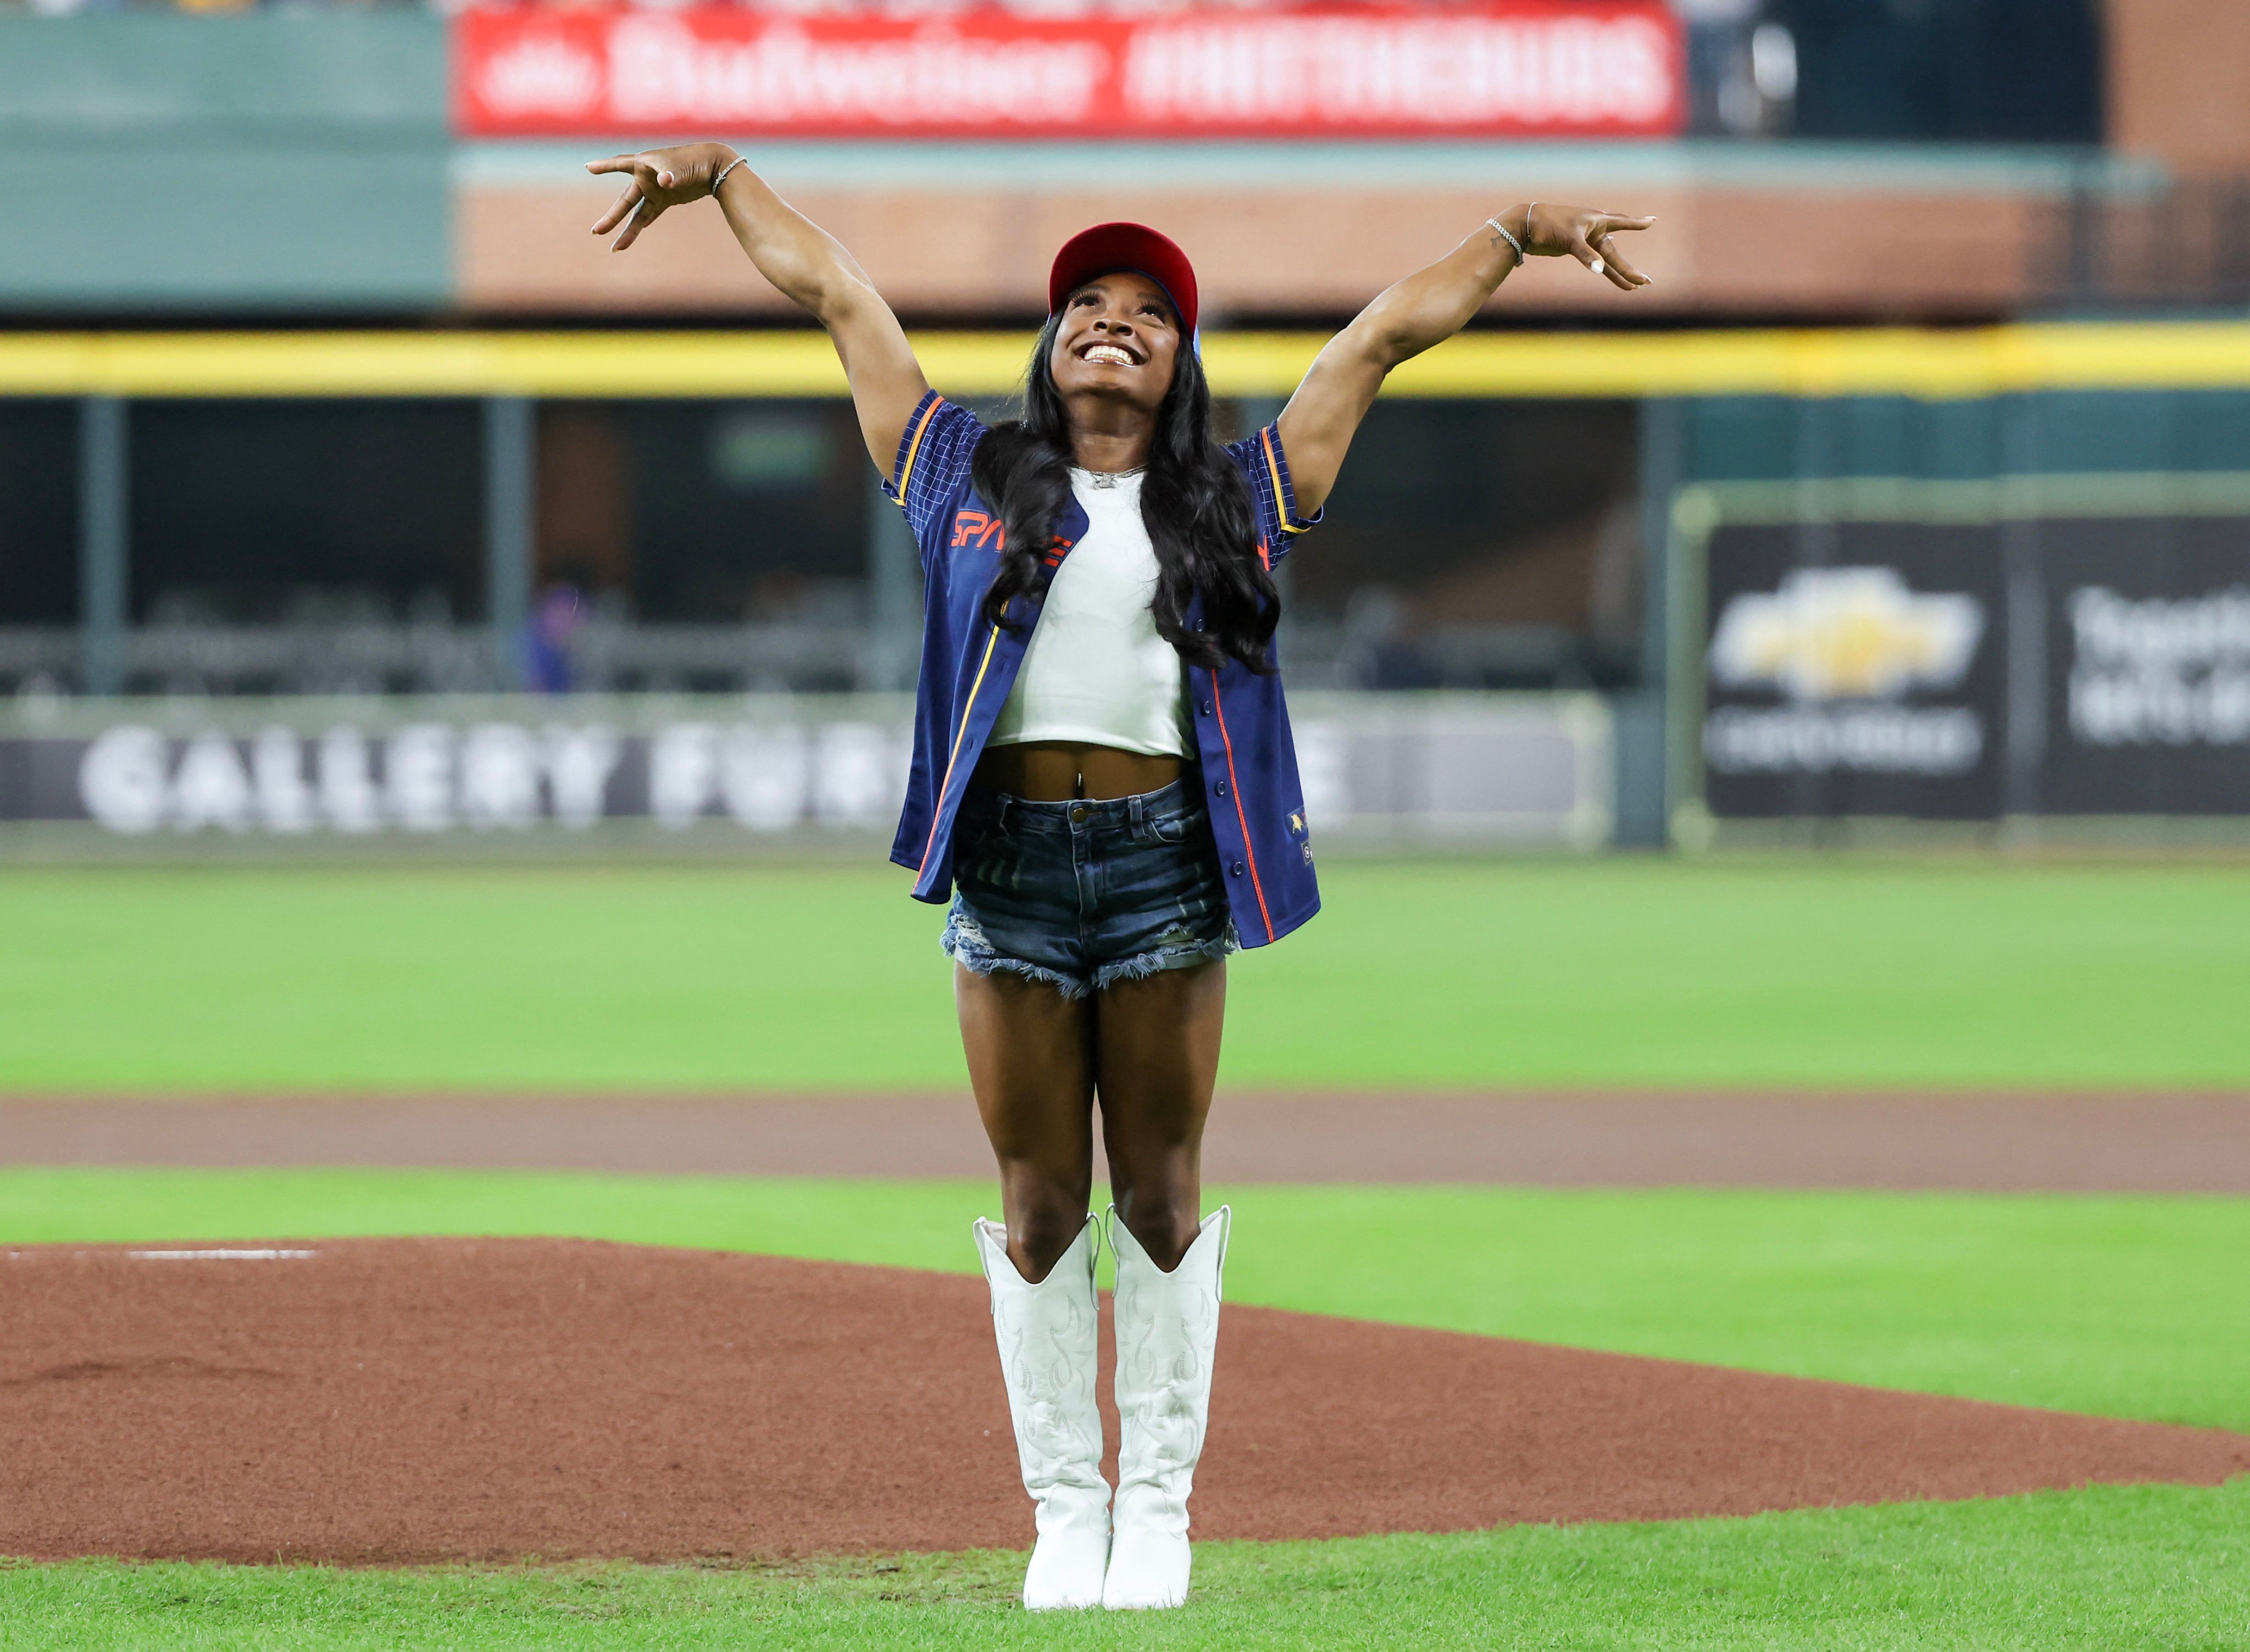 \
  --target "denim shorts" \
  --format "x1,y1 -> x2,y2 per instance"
941,776 -> 1237,999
